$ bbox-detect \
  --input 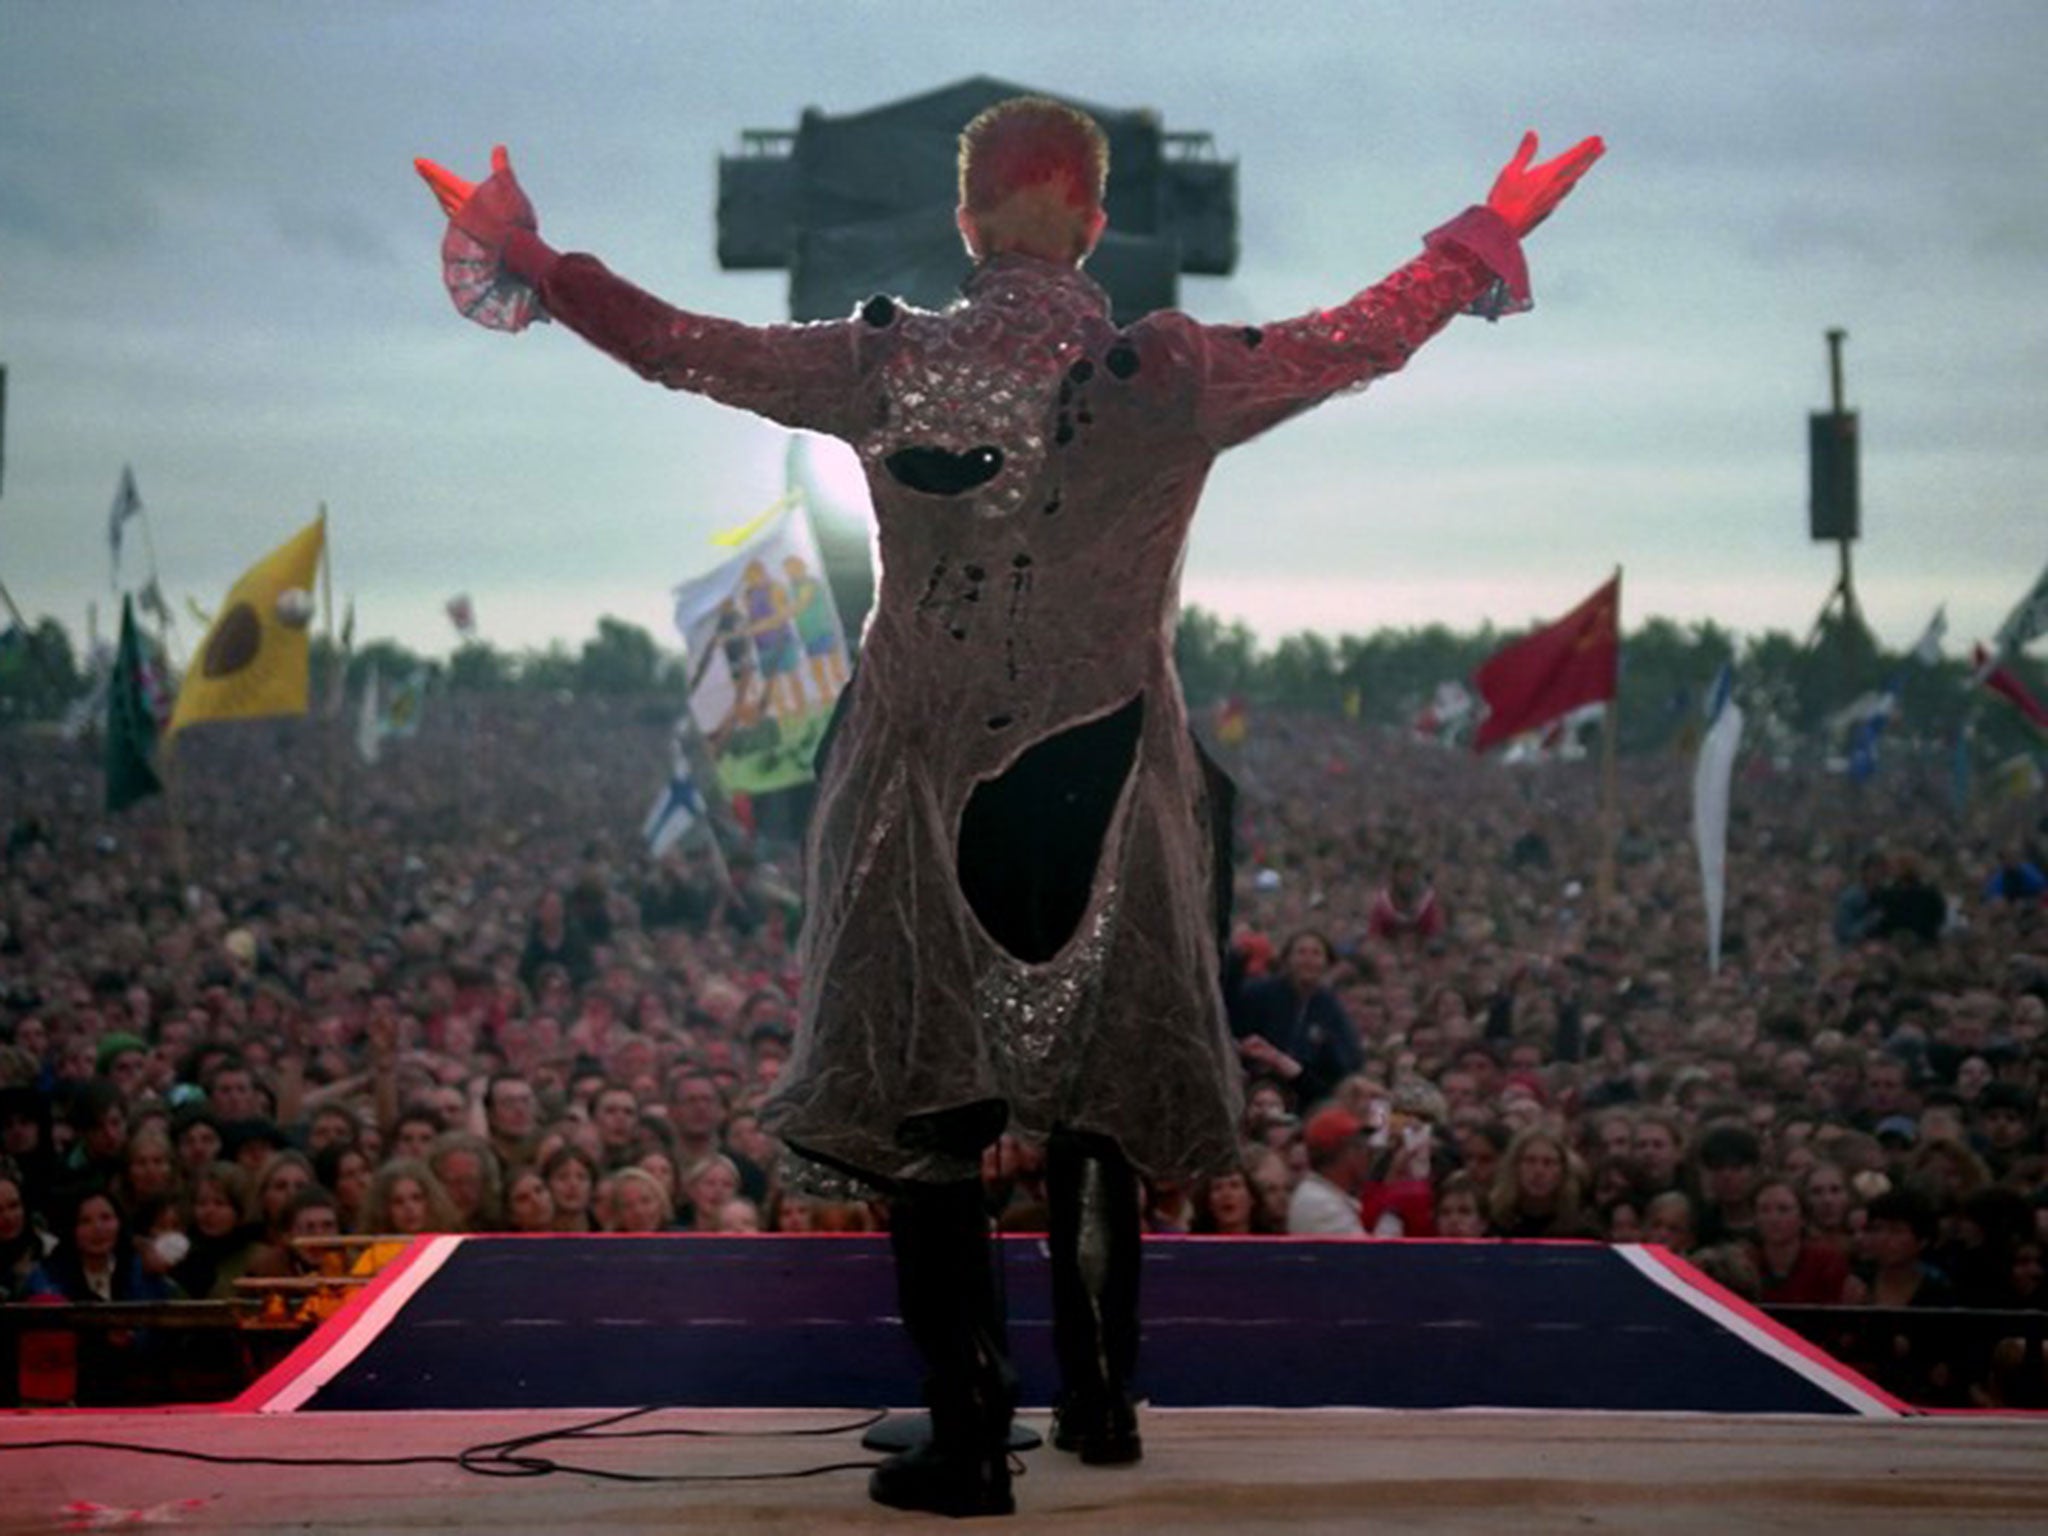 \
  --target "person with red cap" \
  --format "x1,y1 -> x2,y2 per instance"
1288,1107 -> 1371,1236
418,100 -> 1600,1518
